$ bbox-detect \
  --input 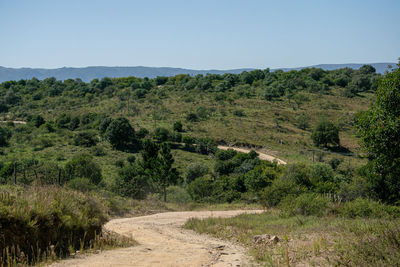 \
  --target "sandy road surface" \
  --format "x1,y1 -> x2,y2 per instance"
217,146 -> 286,165
50,210 -> 263,267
